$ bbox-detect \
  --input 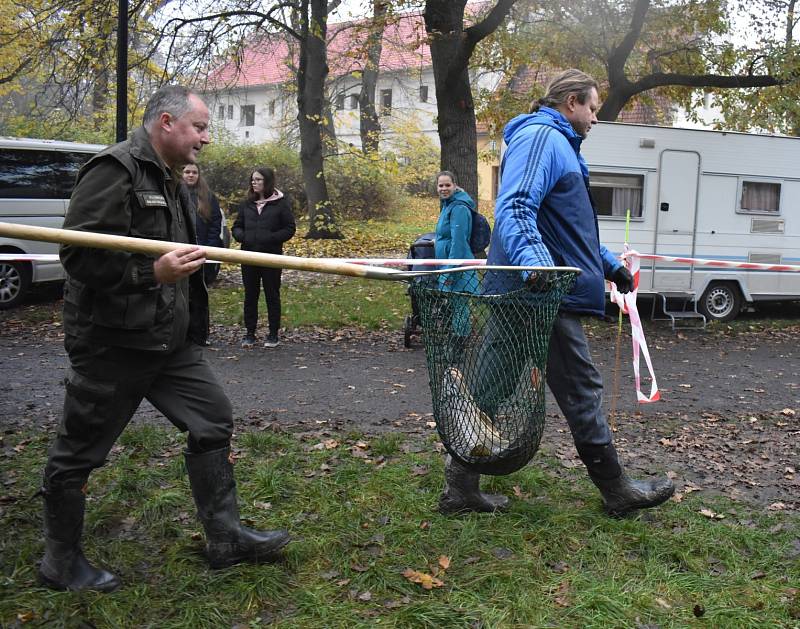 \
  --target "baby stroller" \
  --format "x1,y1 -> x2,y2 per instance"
403,232 -> 436,348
